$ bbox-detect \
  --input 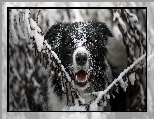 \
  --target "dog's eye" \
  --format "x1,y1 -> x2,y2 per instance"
88,41 -> 94,47
67,43 -> 72,48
